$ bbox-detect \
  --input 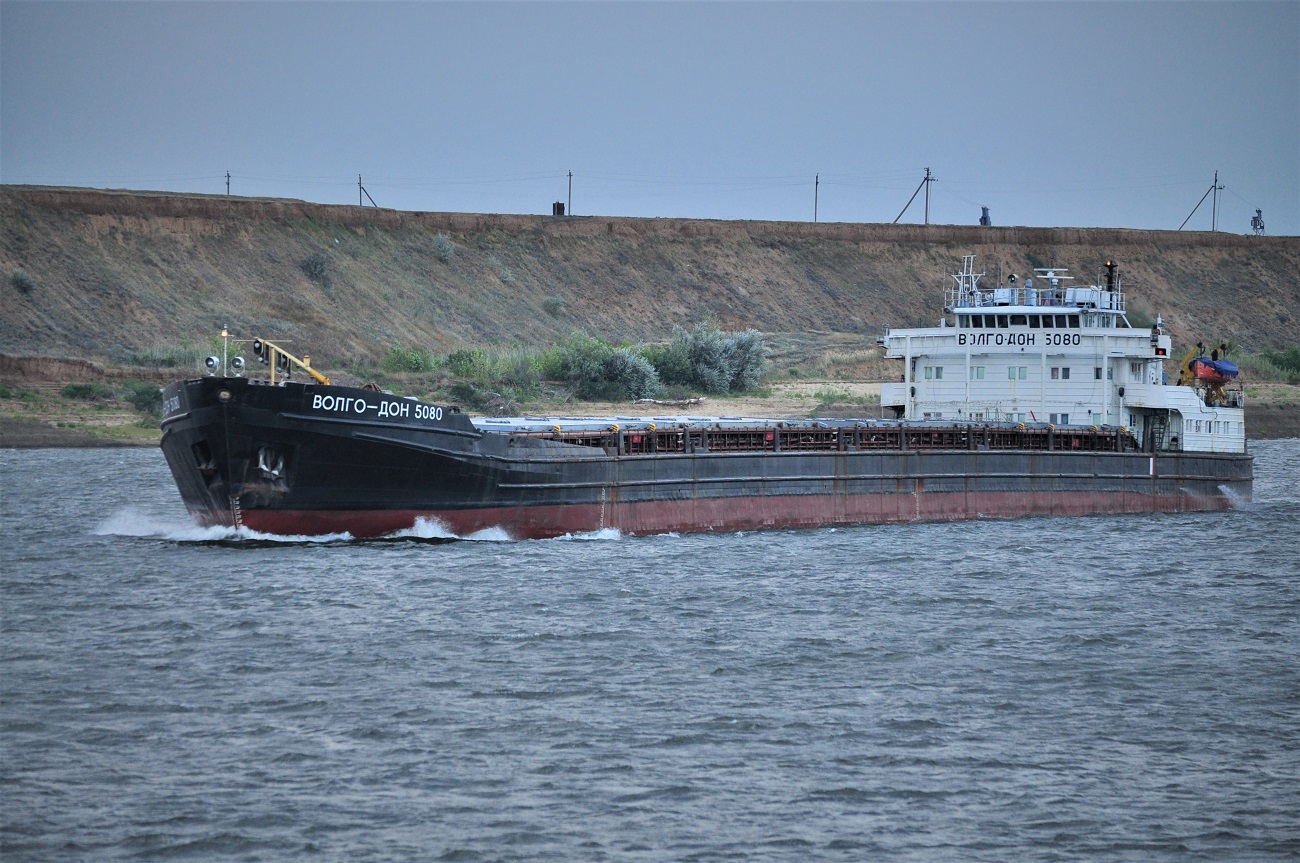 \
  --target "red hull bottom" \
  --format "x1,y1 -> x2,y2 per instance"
193,489 -> 1240,540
